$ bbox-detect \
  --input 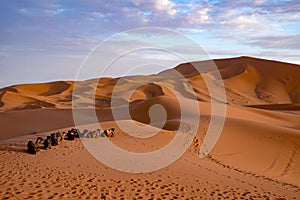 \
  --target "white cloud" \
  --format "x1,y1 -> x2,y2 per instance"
179,3 -> 211,25
154,0 -> 176,16
129,0 -> 176,16
17,8 -> 32,16
225,14 -> 260,31
193,8 -> 210,24
247,34 -> 300,49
